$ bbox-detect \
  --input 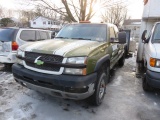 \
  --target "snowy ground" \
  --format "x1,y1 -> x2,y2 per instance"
0,55 -> 160,120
